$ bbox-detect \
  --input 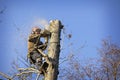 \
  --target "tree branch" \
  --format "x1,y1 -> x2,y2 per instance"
0,72 -> 12,80
37,49 -> 51,64
0,67 -> 42,80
